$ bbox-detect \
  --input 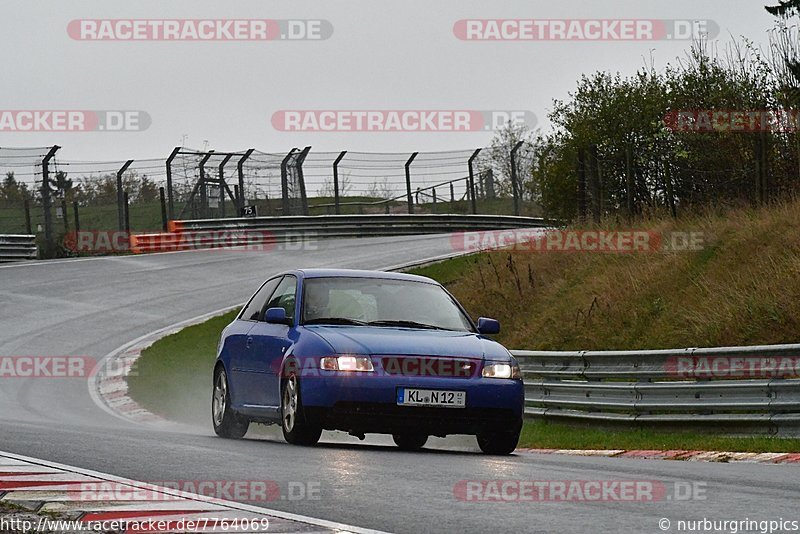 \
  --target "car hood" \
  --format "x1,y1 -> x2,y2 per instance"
303,326 -> 511,360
